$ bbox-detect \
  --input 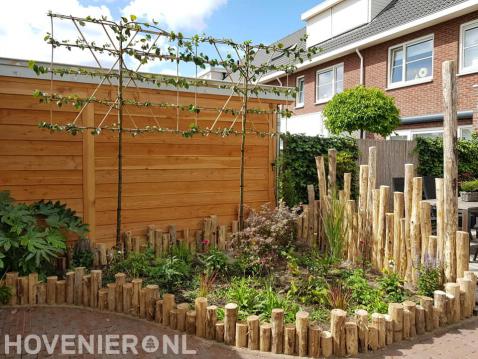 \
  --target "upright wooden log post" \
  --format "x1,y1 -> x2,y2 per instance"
328,148 -> 337,197
170,309 -> 178,330
445,282 -> 461,323
393,192 -> 404,273
145,285 -> 158,321
107,283 -> 116,311
355,309 -> 368,352
206,305 -> 218,340
330,309 -> 346,357
177,303 -> 189,332
28,273 -> 38,305
224,303 -> 238,346
457,278 -> 472,318
368,324 -> 378,351
216,322 -> 225,343
308,324 -> 321,358
410,177 -> 423,283
82,274 -> 90,307
442,60 -> 458,283
36,283 -> 46,304
90,270 -> 102,308
73,267 -> 85,305
344,172 -> 352,201
5,272 -> 18,305
296,311 -> 309,357
55,280 -> 66,305
186,310 -> 196,335
271,308 -> 285,354
420,201 -> 432,264
236,322 -> 248,348
195,297 -> 208,338
260,323 -> 272,352
434,290 -> 448,326
345,321 -> 358,356
123,283 -> 133,315
18,276 -> 28,305
284,324 -> 296,355
435,178 -> 445,269
131,278 -> 142,317
367,146 -> 377,216
403,300 -> 417,337
46,276 -> 57,305
404,164 -> 414,282
385,213 -> 394,267
315,156 -> 328,209
155,300 -> 163,323
163,294 -> 175,327
321,331 -> 333,358
388,303 -> 403,342
376,185 -> 389,270
358,165 -> 369,262
65,271 -> 74,305
456,231 -> 469,279
415,305 -> 425,335
114,272 -> 125,312
384,314 -> 393,345
372,313 -> 385,348
98,288 -> 108,311
464,271 -> 477,313
420,296 -> 434,332
247,315 -> 260,351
